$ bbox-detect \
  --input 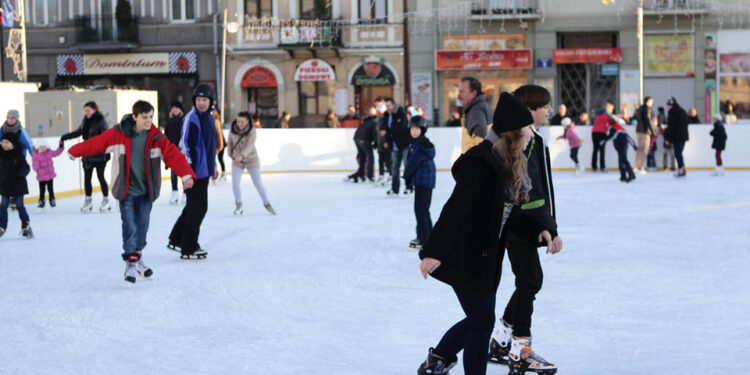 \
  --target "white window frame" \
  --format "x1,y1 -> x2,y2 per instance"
32,0 -> 60,26
358,0 -> 387,22
171,0 -> 196,22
